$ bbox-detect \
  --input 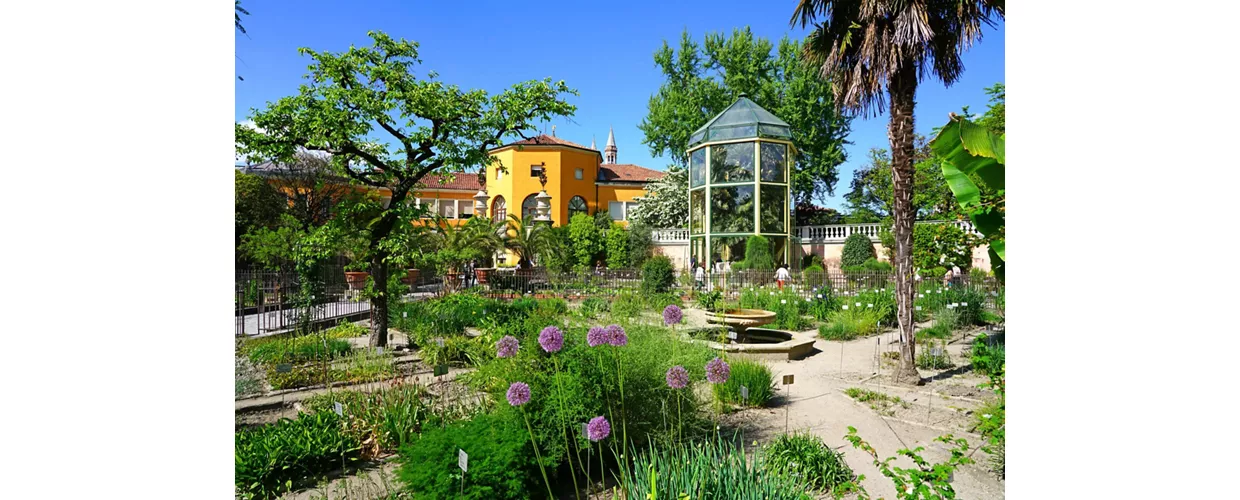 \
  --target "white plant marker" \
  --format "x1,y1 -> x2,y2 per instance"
842,305 -> 849,310
334,402 -> 343,416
